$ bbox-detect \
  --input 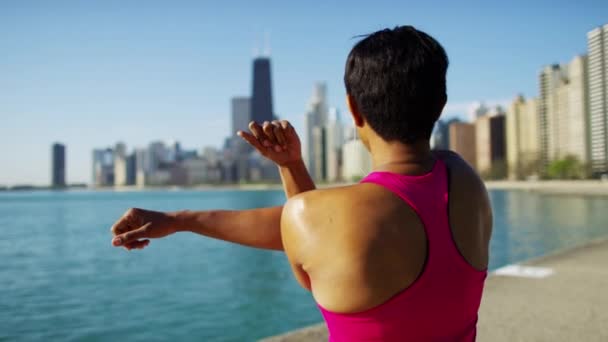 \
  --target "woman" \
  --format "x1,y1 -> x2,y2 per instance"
111,26 -> 492,341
